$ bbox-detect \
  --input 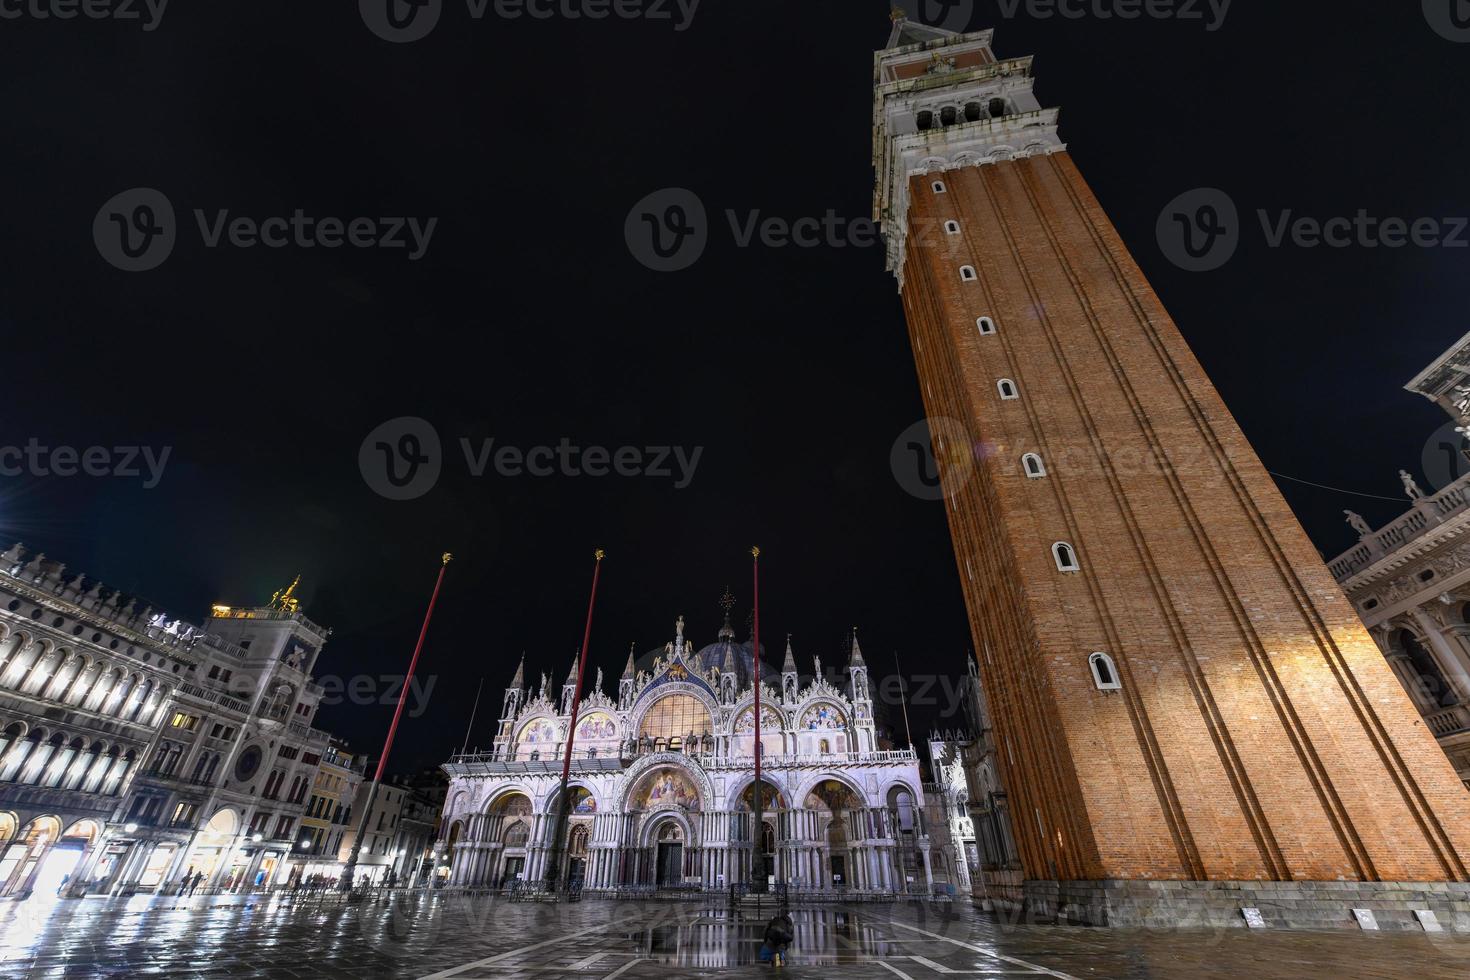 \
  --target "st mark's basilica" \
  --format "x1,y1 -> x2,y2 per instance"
439,609 -> 935,894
